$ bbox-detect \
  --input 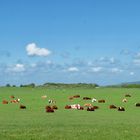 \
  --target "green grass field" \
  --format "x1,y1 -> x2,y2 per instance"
0,87 -> 140,140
